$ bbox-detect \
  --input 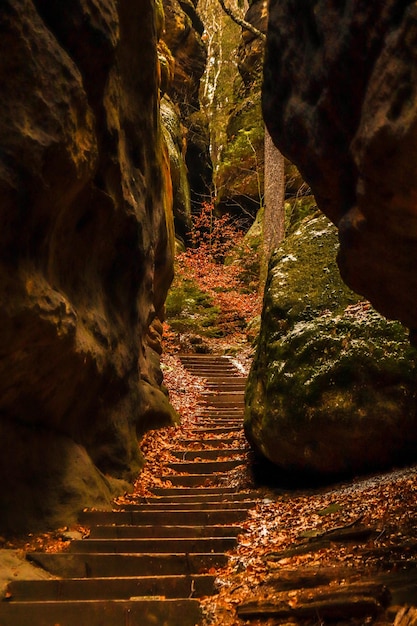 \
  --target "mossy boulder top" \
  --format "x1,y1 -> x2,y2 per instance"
263,212 -> 359,336
245,213 -> 417,478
